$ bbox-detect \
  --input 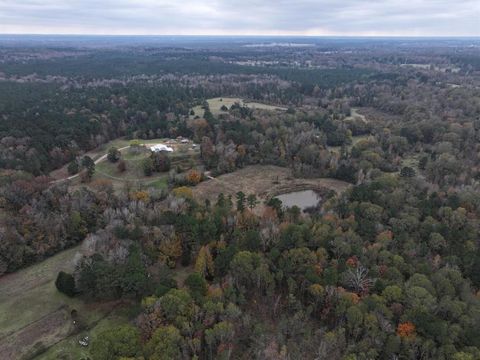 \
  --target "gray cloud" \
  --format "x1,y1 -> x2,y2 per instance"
0,0 -> 478,36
